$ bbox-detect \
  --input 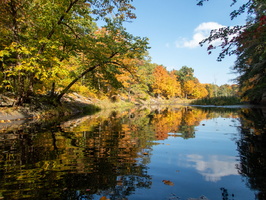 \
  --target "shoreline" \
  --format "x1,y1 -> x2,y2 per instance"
0,93 -> 263,124
0,94 -> 192,123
